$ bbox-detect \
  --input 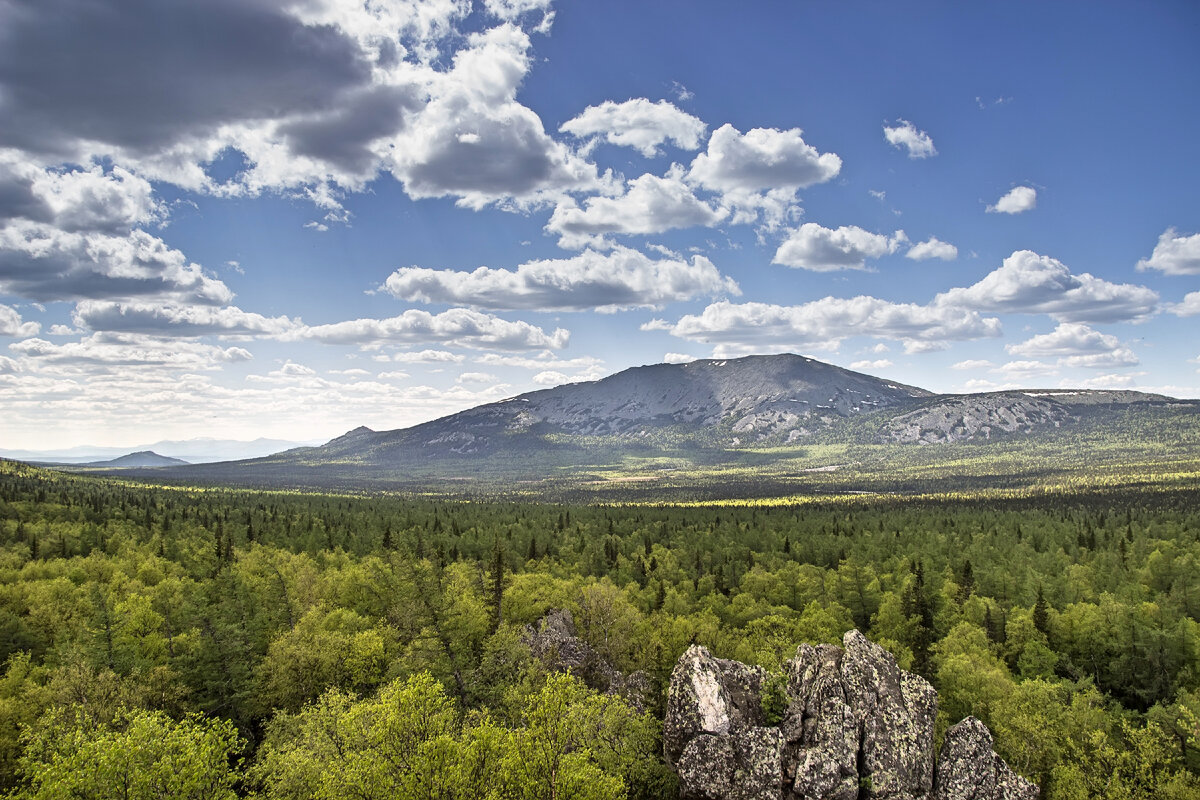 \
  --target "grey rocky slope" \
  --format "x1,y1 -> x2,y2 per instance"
102,353 -> 1194,492
308,354 -> 933,461
664,630 -> 1037,800
282,353 -> 1185,462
